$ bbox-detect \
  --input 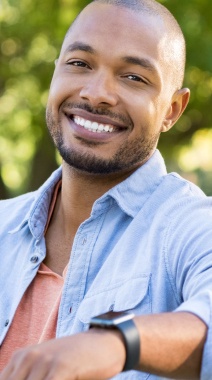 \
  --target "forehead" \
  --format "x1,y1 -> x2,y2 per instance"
61,3 -> 168,65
